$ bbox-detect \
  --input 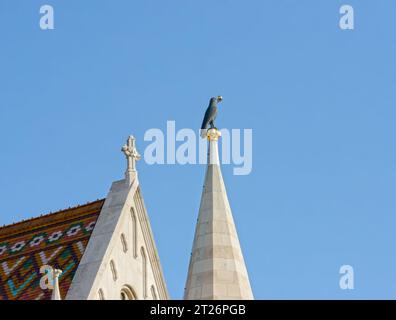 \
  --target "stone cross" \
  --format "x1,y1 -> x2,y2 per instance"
122,135 -> 141,185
